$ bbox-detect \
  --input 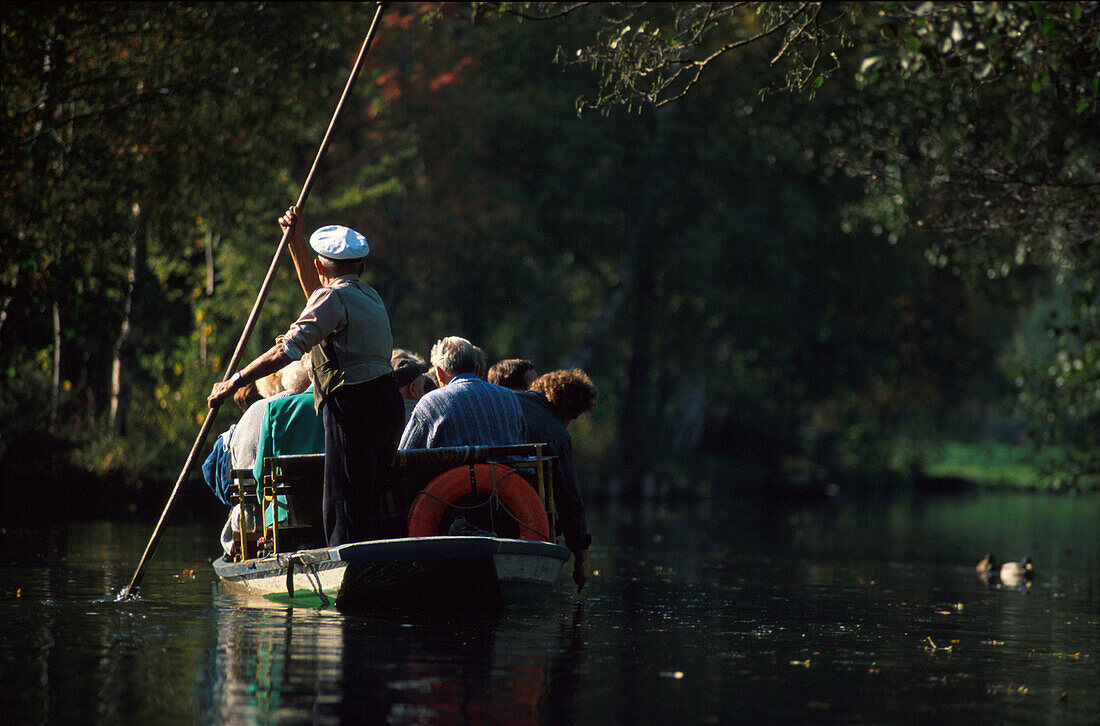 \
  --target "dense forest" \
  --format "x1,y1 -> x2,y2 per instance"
2,2 -> 1097,512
